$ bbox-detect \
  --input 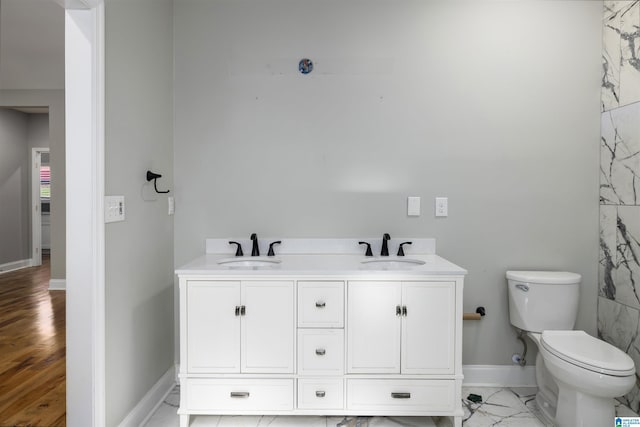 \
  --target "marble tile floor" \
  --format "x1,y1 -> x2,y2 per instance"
144,386 -> 557,427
